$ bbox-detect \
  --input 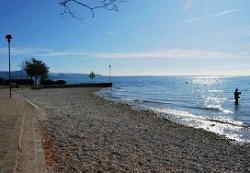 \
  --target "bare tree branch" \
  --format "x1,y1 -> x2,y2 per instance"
59,0 -> 126,18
